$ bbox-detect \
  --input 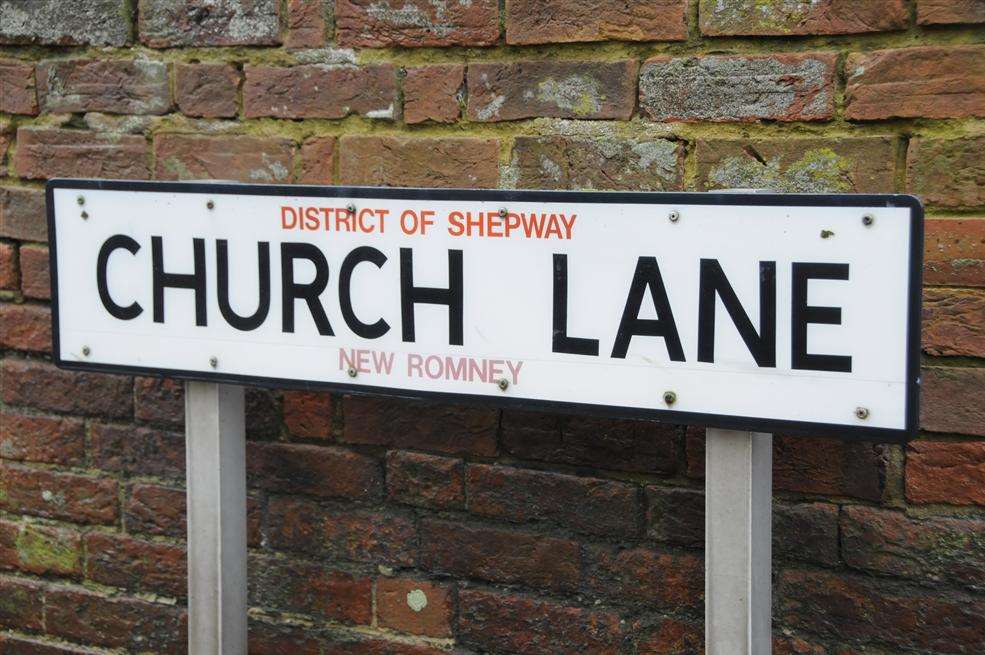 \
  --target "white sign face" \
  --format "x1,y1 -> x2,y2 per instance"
47,181 -> 922,441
